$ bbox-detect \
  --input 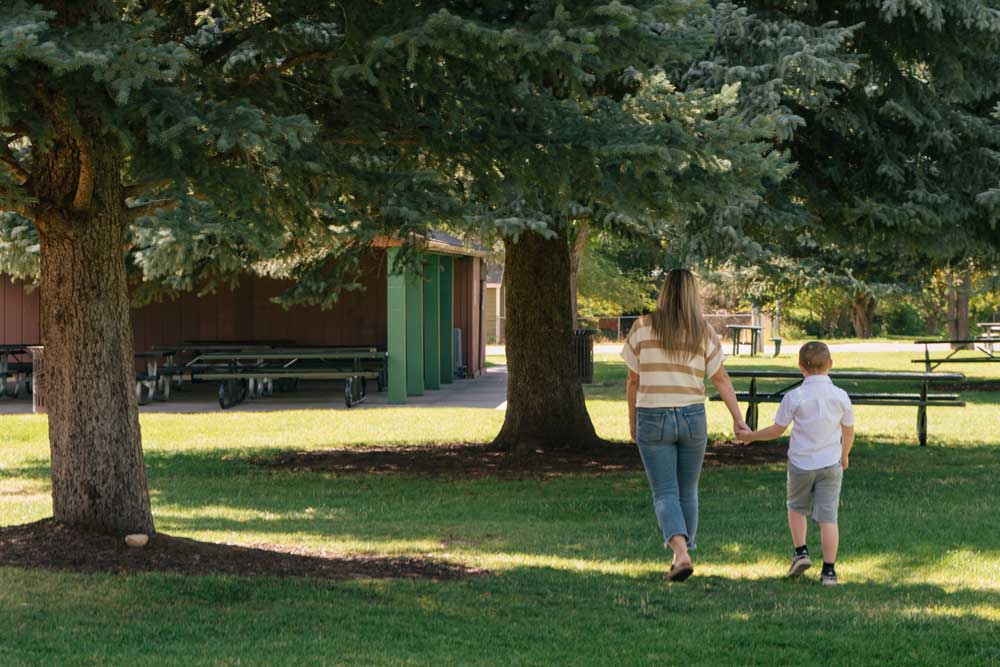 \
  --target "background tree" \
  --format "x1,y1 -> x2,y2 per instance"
698,1 -> 1000,338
